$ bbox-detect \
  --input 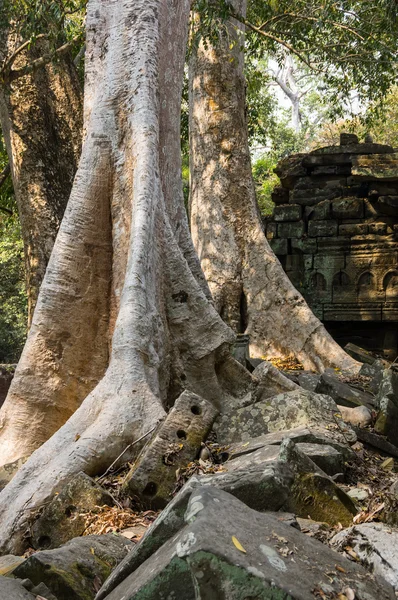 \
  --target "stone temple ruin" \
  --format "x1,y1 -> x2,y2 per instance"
264,133 -> 398,360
